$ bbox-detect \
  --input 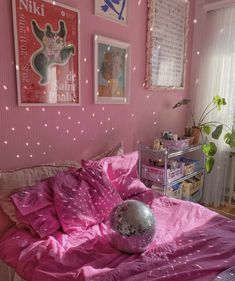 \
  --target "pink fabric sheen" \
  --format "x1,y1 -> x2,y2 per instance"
82,151 -> 148,199
52,169 -> 122,233
1,191 -> 235,281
